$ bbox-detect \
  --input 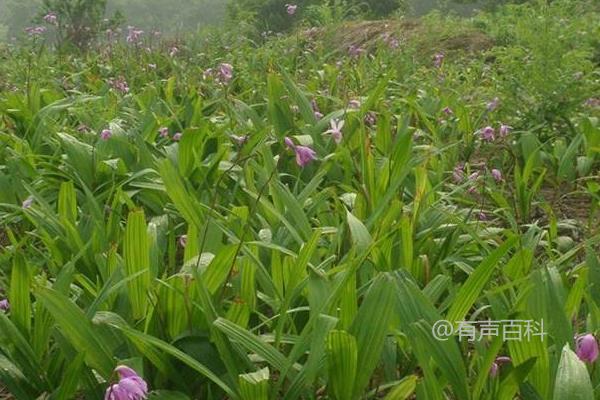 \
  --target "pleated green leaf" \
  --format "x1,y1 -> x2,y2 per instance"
123,210 -> 151,320
553,344 -> 593,400
10,254 -> 31,336
326,330 -> 357,400
239,367 -> 270,400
